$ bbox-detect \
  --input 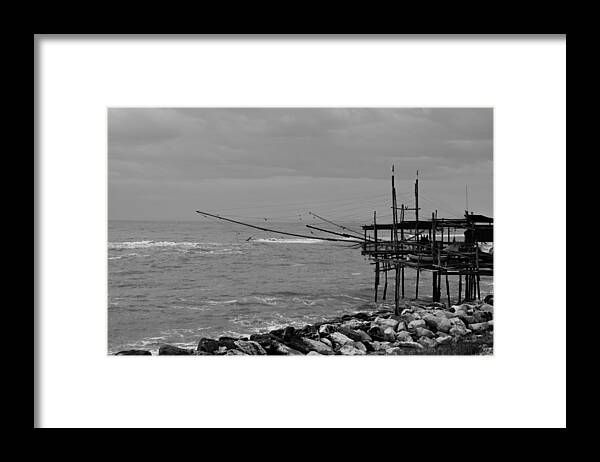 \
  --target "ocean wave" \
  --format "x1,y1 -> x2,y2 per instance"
108,240 -> 223,250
